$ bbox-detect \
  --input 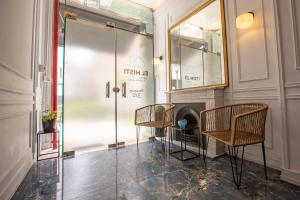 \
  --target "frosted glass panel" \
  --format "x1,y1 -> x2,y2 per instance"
203,52 -> 222,85
116,30 -> 154,144
170,26 -> 181,90
64,19 -> 115,152
181,46 -> 204,88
